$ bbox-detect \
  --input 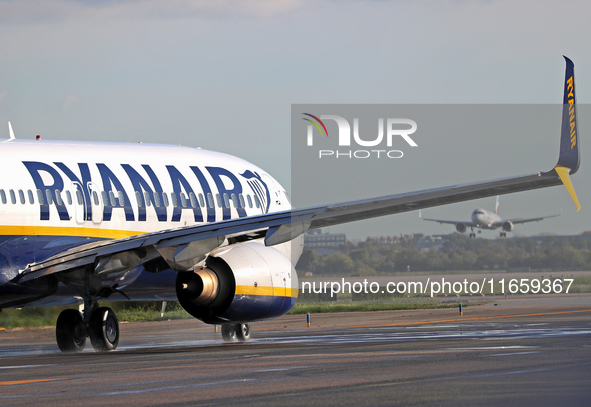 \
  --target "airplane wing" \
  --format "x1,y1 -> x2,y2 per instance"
418,211 -> 476,227
18,57 -> 581,287
494,211 -> 561,227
